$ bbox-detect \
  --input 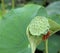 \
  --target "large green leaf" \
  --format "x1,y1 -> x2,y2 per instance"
46,1 -> 60,15
47,0 -> 60,3
37,34 -> 60,53
46,1 -> 60,24
0,4 -> 47,53
46,1 -> 60,35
